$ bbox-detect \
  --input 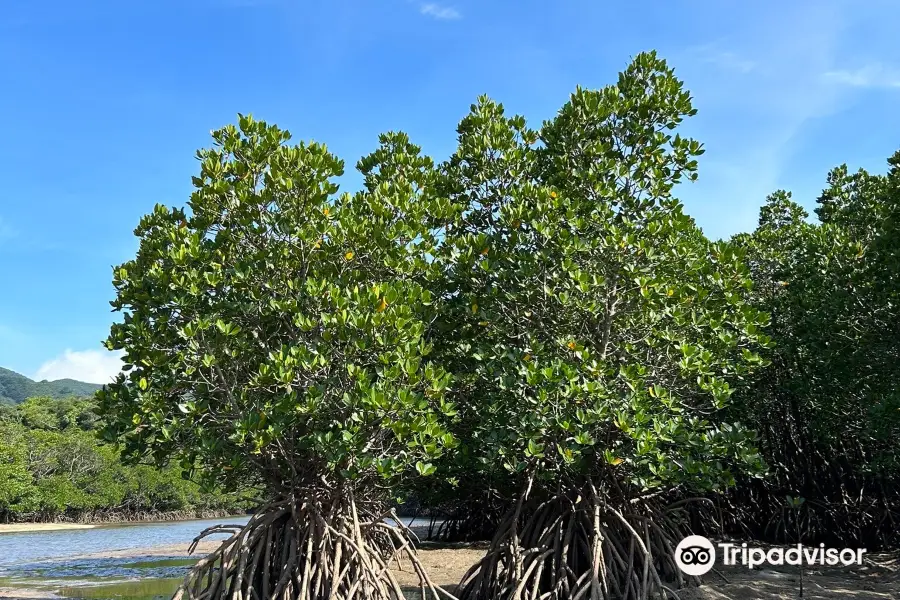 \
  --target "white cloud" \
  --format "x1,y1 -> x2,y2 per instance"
823,63 -> 900,88
420,3 -> 460,20
33,349 -> 124,384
